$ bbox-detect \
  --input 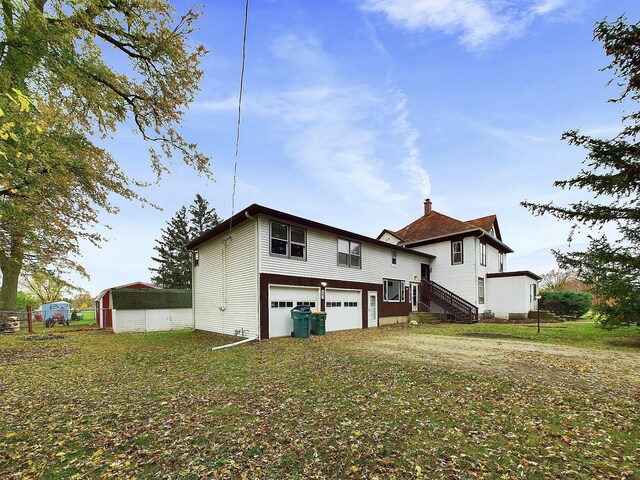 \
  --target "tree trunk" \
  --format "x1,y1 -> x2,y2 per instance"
0,256 -> 22,311
0,237 -> 24,312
